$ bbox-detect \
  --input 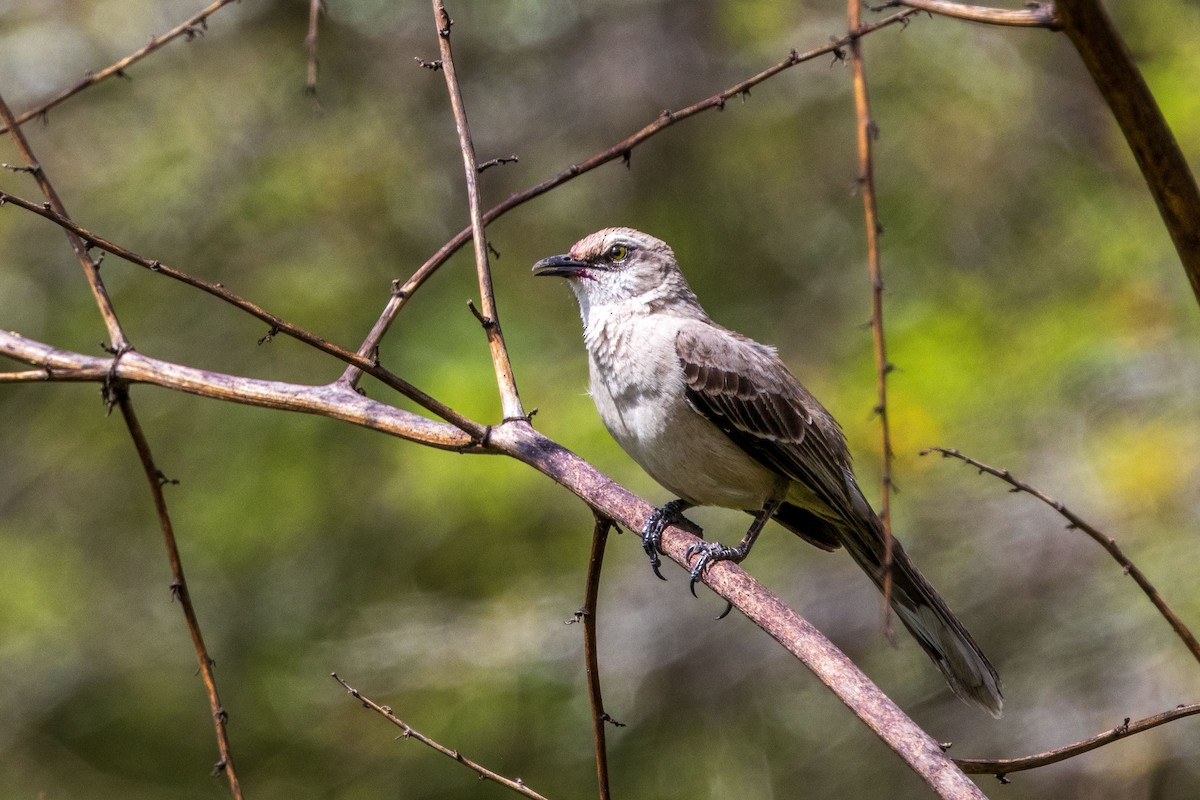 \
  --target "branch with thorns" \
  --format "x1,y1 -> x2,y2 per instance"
331,673 -> 549,800
922,446 -> 1200,664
